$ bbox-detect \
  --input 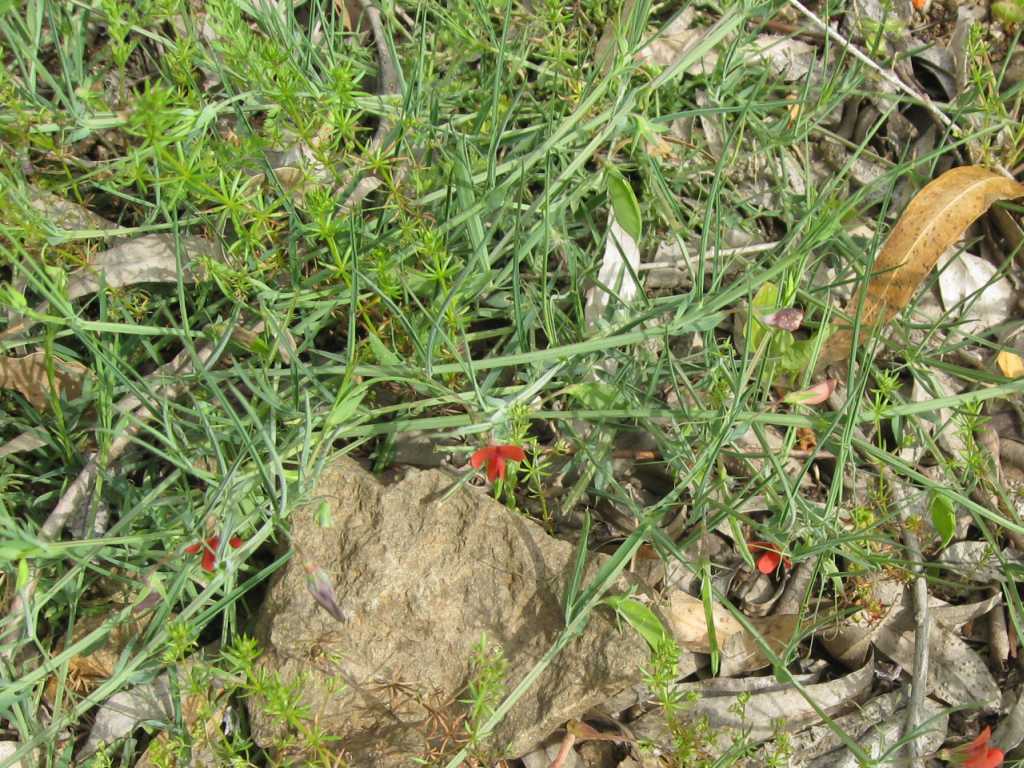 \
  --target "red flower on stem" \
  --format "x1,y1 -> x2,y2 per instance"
470,444 -> 526,482
747,540 -> 792,575
944,727 -> 1004,768
186,535 -> 243,572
